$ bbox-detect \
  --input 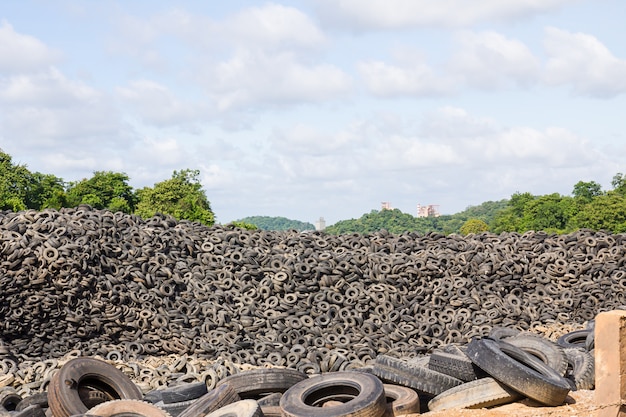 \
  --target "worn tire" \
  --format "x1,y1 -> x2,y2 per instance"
48,358 -> 142,417
564,348 -> 595,391
427,377 -> 524,412
466,338 -> 571,406
16,393 -> 48,412
178,383 -> 240,417
280,371 -> 386,417
216,368 -> 307,400
161,382 -> 208,404
372,355 -> 462,396
504,334 -> 568,376
428,350 -> 485,382
557,330 -> 593,351
89,399 -> 171,417
383,384 -> 420,416
0,387 -> 22,411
